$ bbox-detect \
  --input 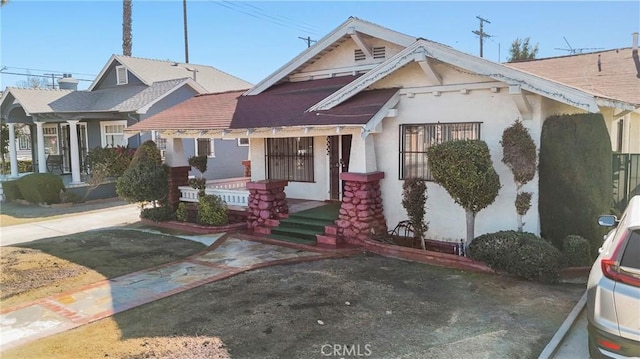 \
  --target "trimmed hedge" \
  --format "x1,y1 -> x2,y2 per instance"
562,235 -> 593,267
539,113 -> 612,255
16,173 -> 65,204
469,230 -> 563,283
2,179 -> 22,201
141,206 -> 175,222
